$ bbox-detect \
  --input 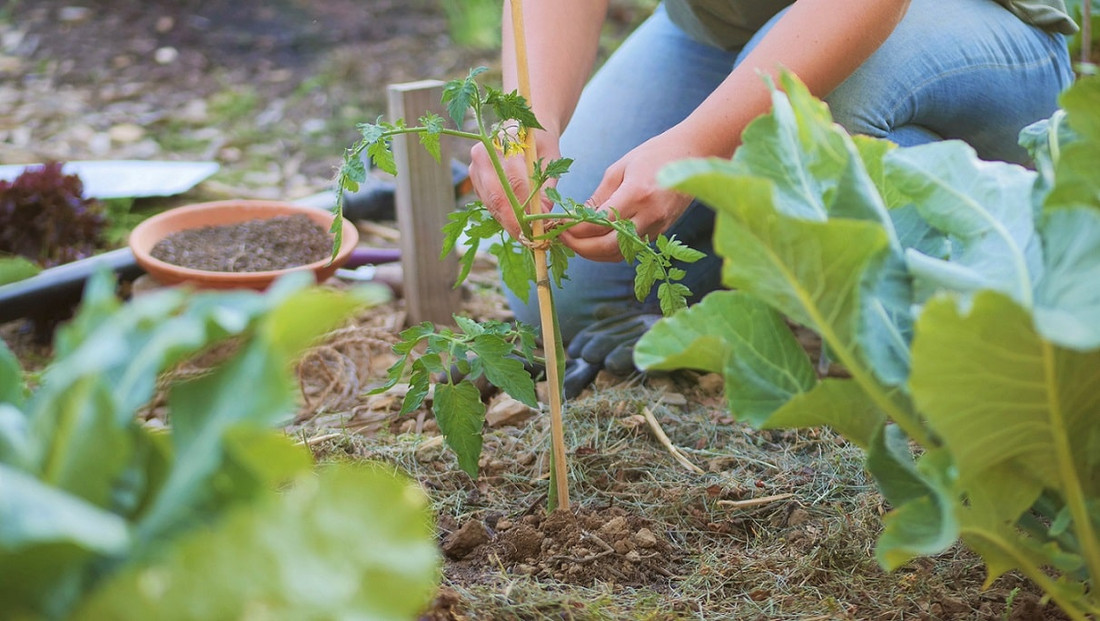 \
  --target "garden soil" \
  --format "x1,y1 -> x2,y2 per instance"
0,2 -> 1073,620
